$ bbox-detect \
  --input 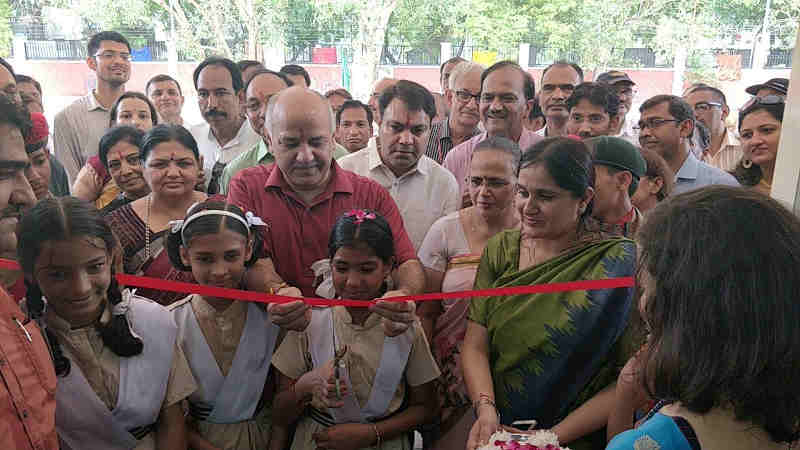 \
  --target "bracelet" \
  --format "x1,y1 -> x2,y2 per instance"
371,423 -> 382,449
270,281 -> 289,295
473,393 -> 499,419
